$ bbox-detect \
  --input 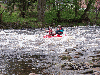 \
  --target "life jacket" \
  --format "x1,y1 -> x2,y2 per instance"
58,27 -> 64,32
